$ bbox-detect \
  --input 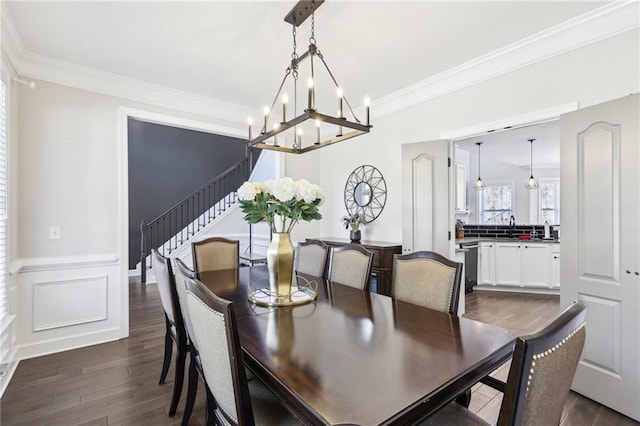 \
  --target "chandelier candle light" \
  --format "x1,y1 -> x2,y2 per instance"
238,178 -> 323,300
246,0 -> 372,154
